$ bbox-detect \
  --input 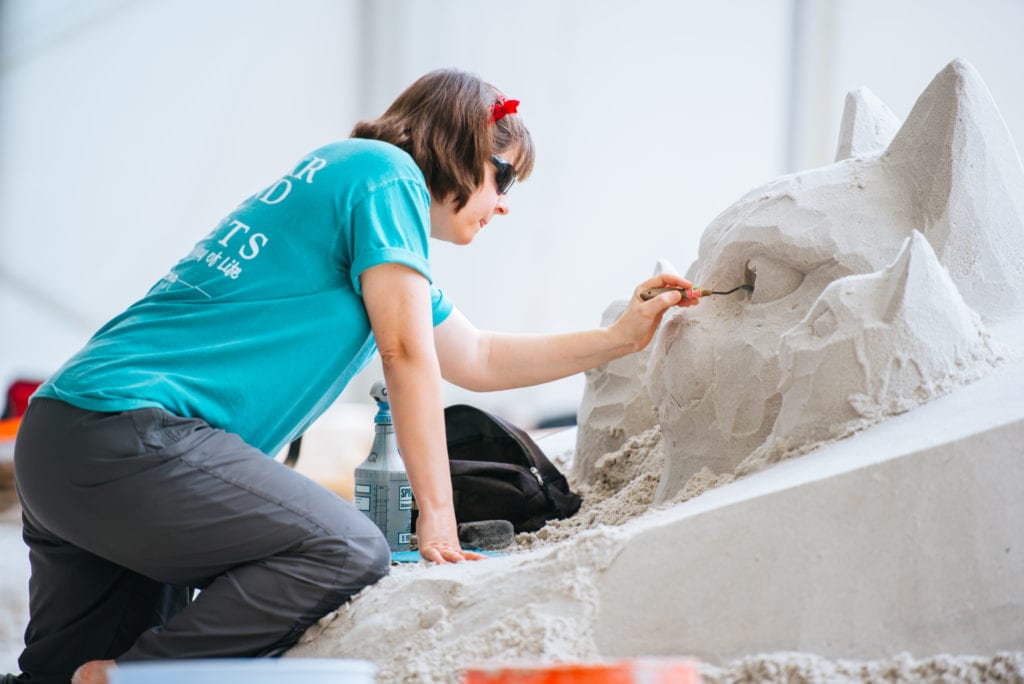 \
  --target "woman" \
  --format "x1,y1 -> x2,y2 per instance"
9,68 -> 695,684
